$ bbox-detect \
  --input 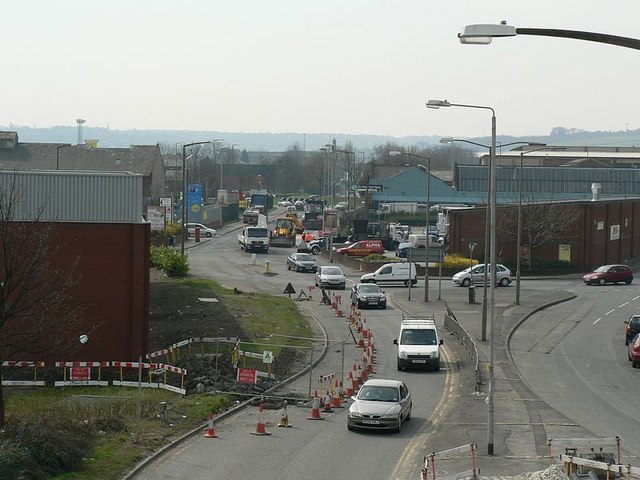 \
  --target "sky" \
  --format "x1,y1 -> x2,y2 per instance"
3,1 -> 640,140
